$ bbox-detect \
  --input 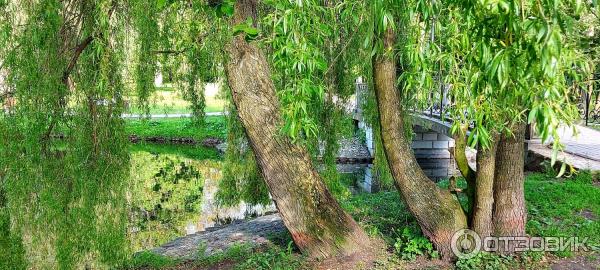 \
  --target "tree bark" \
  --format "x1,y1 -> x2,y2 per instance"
452,125 -> 476,221
224,0 -> 370,259
373,27 -> 467,259
493,124 -> 527,252
471,137 -> 498,239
